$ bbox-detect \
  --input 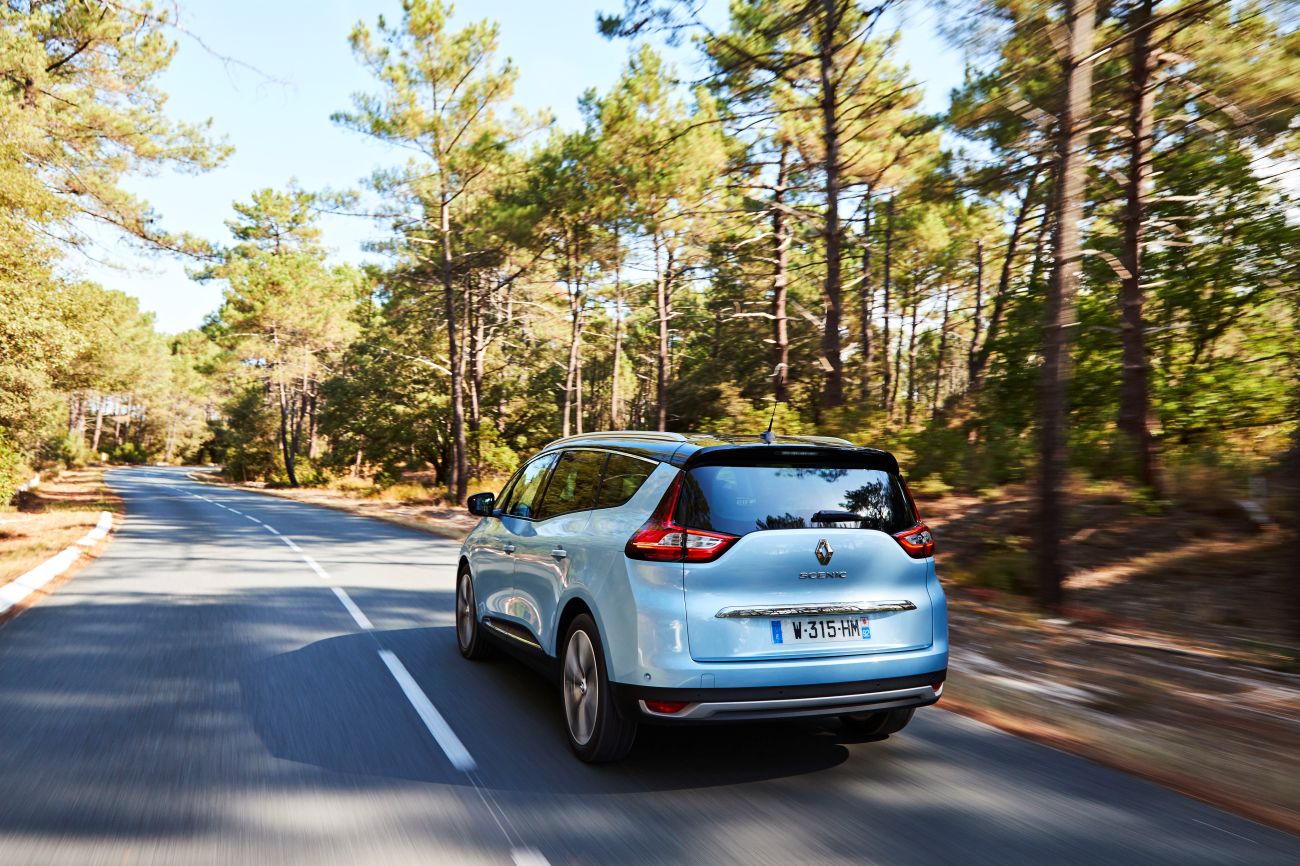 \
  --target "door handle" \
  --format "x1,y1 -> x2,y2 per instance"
503,544 -> 516,554
551,547 -> 568,559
